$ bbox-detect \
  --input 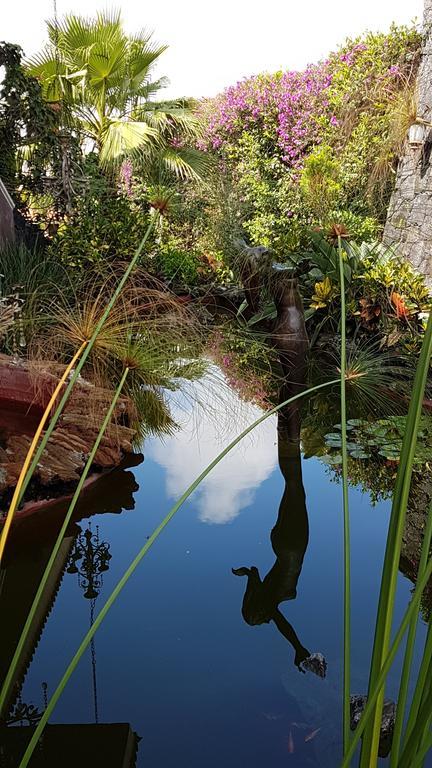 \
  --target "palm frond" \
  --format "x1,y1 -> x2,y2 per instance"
99,120 -> 158,164
160,146 -> 211,182
25,11 -> 207,173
